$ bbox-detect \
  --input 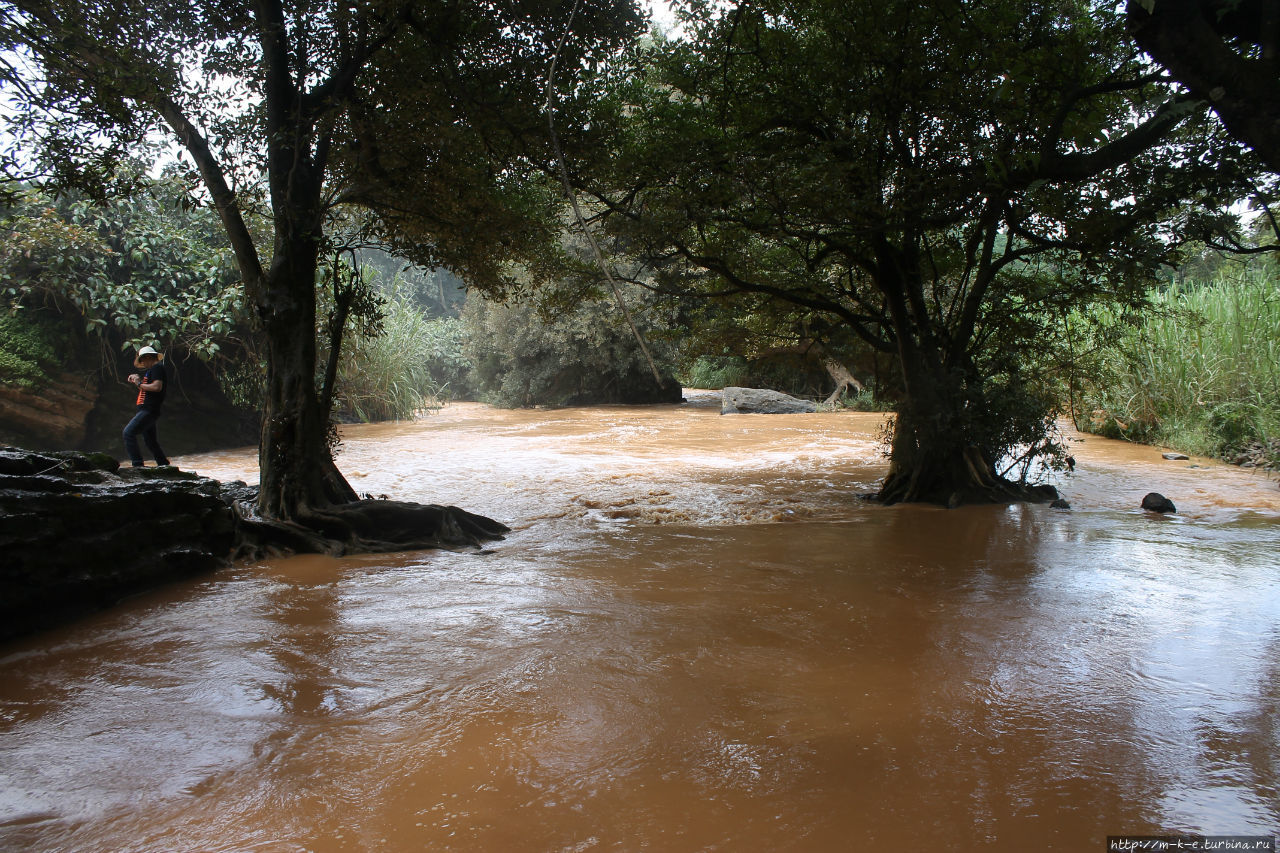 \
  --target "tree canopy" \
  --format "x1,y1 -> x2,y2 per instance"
584,0 -> 1261,504
1,176 -> 249,363
0,0 -> 644,519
